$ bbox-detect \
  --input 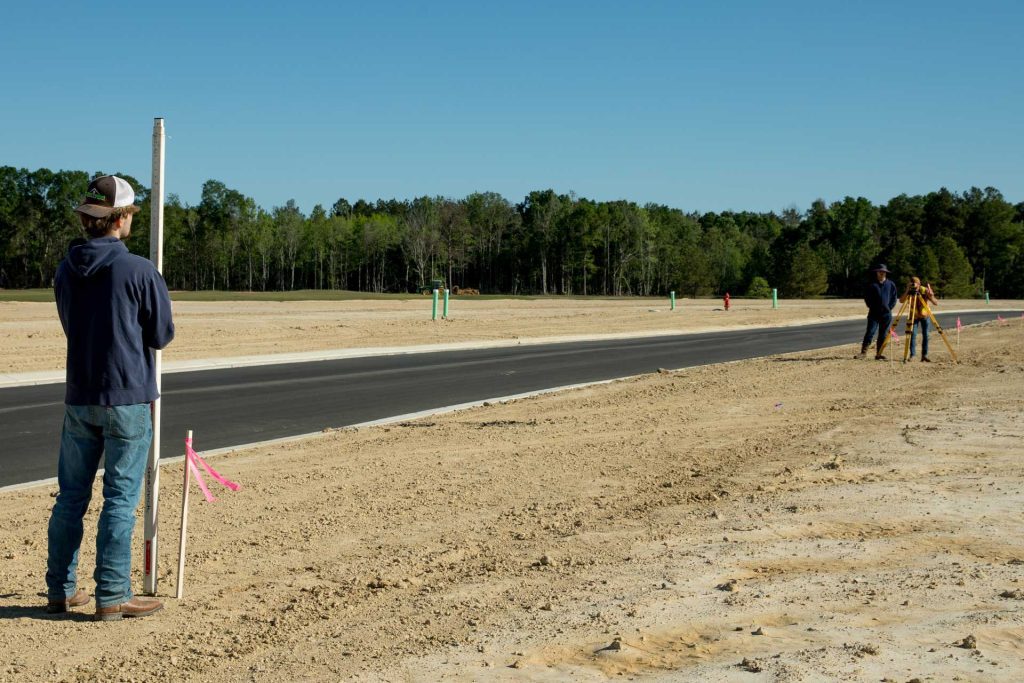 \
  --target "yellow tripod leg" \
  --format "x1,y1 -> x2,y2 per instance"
878,298 -> 909,356
926,308 -> 959,363
903,294 -> 917,362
